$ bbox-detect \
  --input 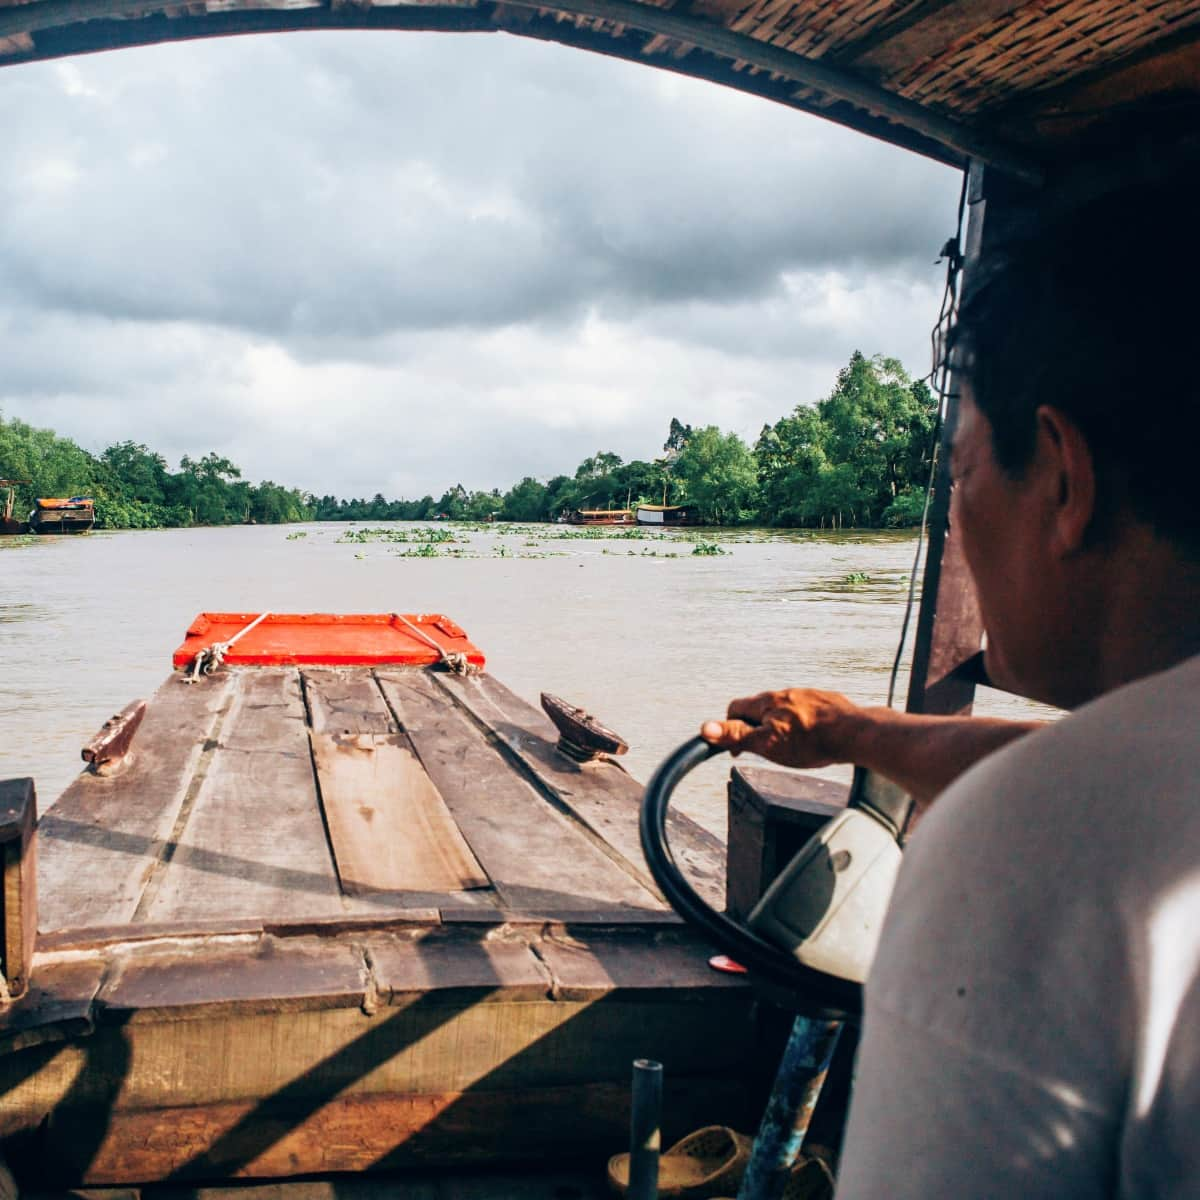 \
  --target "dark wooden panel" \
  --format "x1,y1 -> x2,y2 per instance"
377,671 -> 661,914
138,670 -> 343,924
0,777 -> 37,996
0,956 -> 103,1052
432,673 -> 727,911
726,767 -> 846,920
38,672 -> 233,931
906,160 -> 987,717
